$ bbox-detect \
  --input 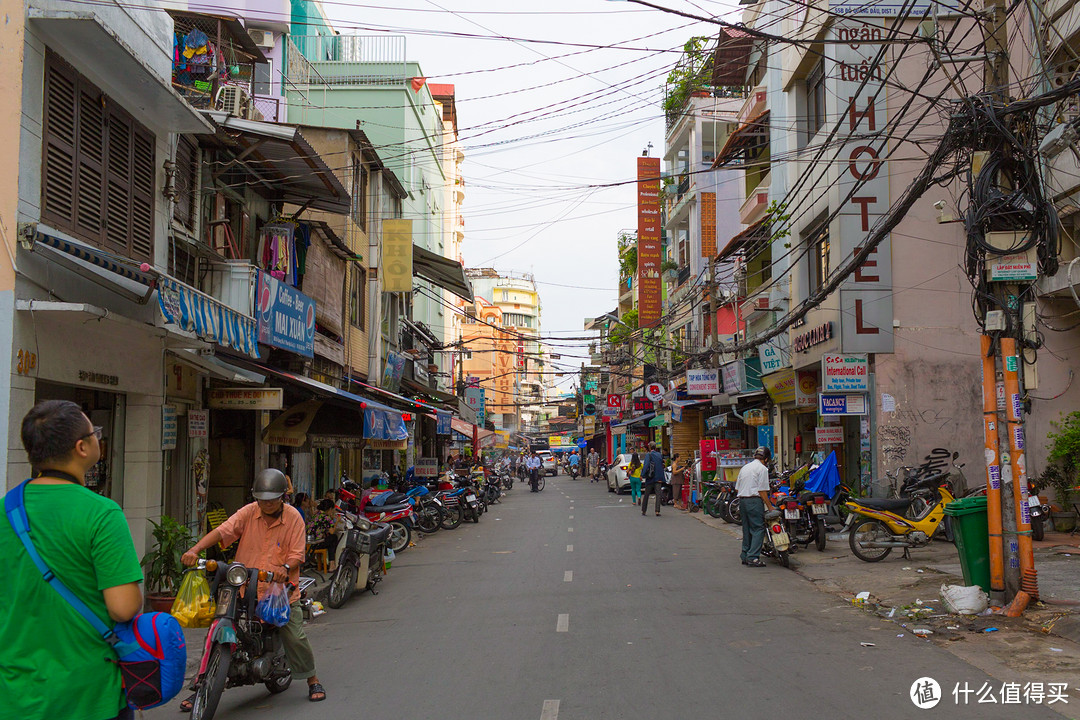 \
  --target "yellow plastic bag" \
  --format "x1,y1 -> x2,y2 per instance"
170,571 -> 215,628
